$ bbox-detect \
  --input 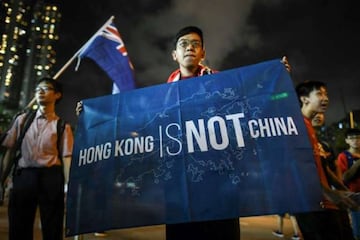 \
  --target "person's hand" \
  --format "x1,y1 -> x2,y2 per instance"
75,101 -> 83,116
323,187 -> 360,210
281,56 -> 291,73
